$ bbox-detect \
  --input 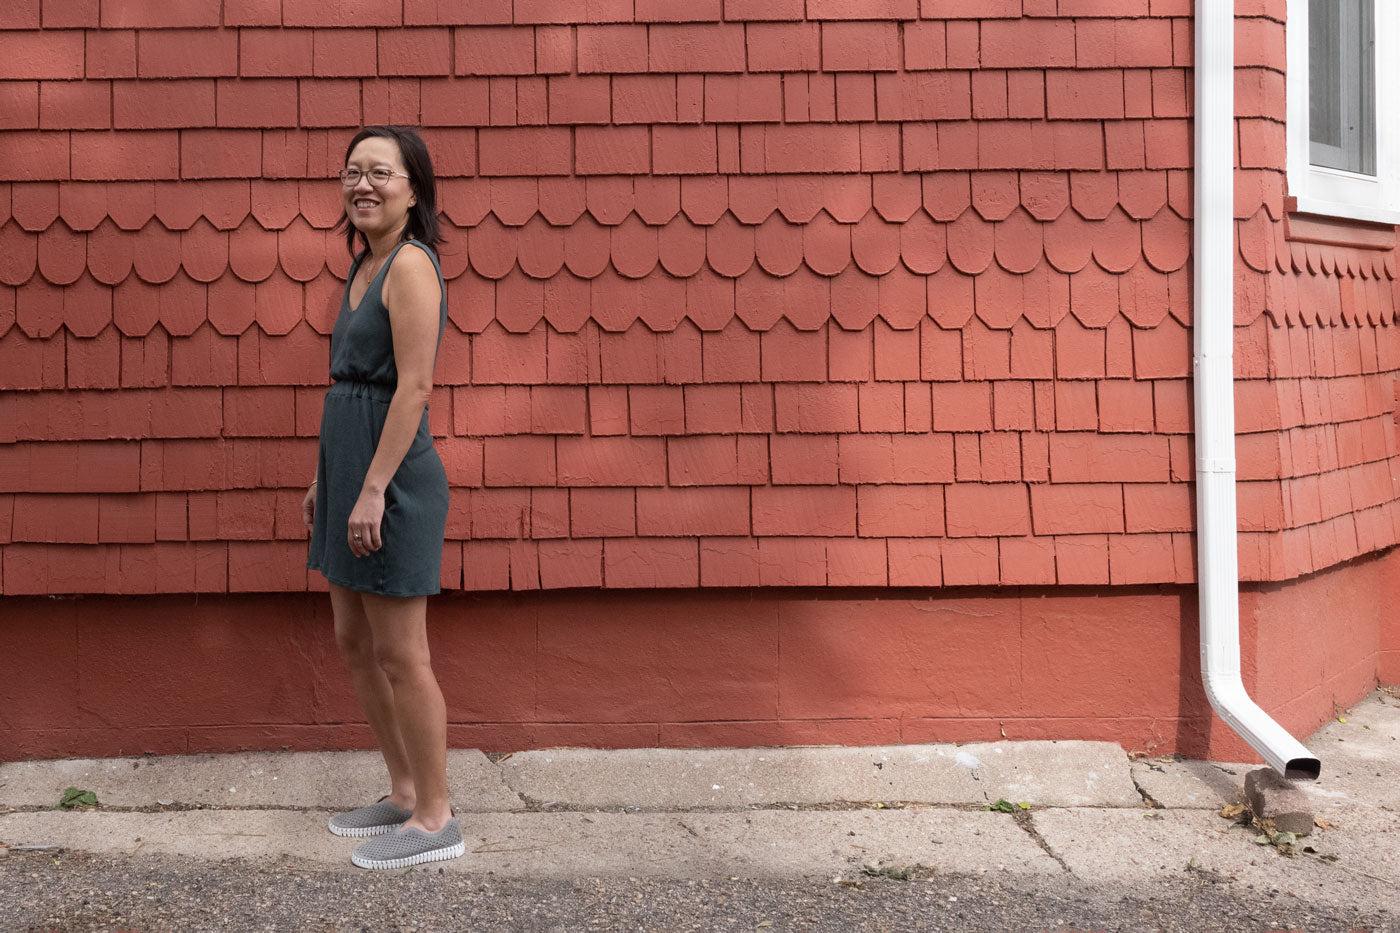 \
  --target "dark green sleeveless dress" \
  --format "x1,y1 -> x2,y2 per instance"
307,240 -> 449,596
